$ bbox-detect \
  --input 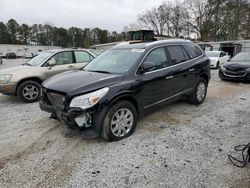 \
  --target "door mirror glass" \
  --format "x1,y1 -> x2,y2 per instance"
47,58 -> 56,66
